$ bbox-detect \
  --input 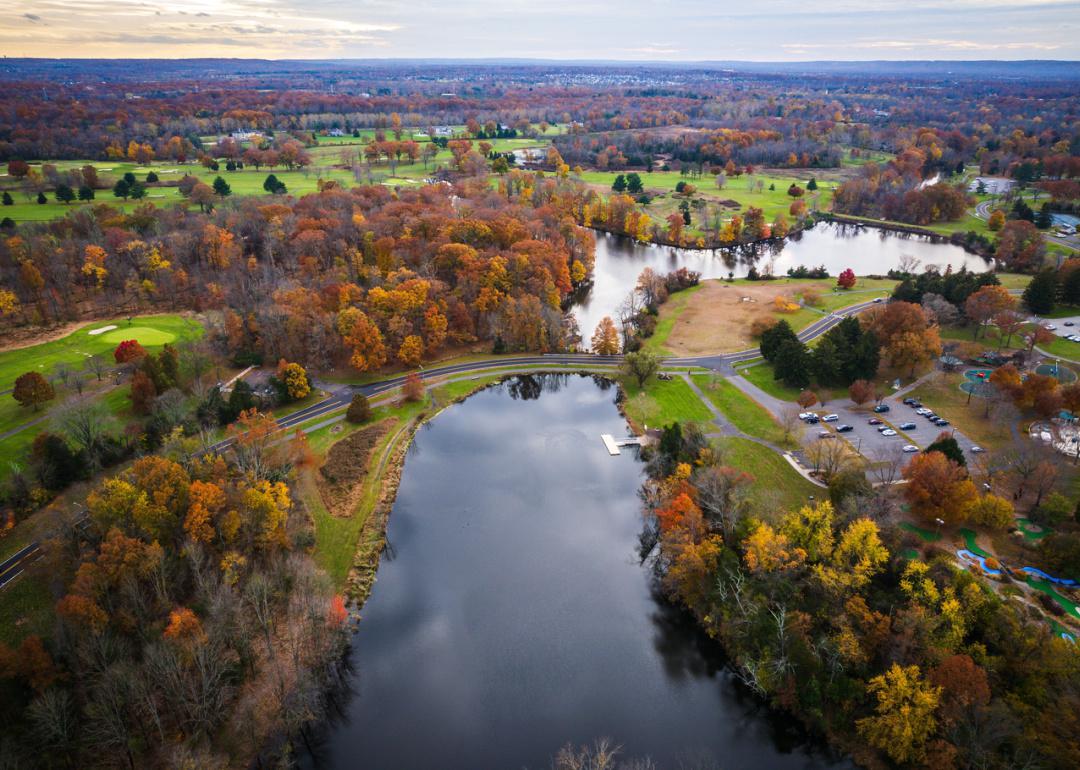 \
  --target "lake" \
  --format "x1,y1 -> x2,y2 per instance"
315,375 -> 850,769
571,222 -> 990,340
